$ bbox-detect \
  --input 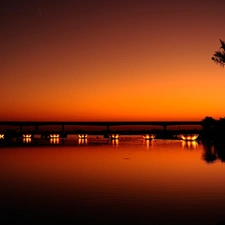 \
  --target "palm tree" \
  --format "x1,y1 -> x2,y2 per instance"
211,39 -> 225,67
